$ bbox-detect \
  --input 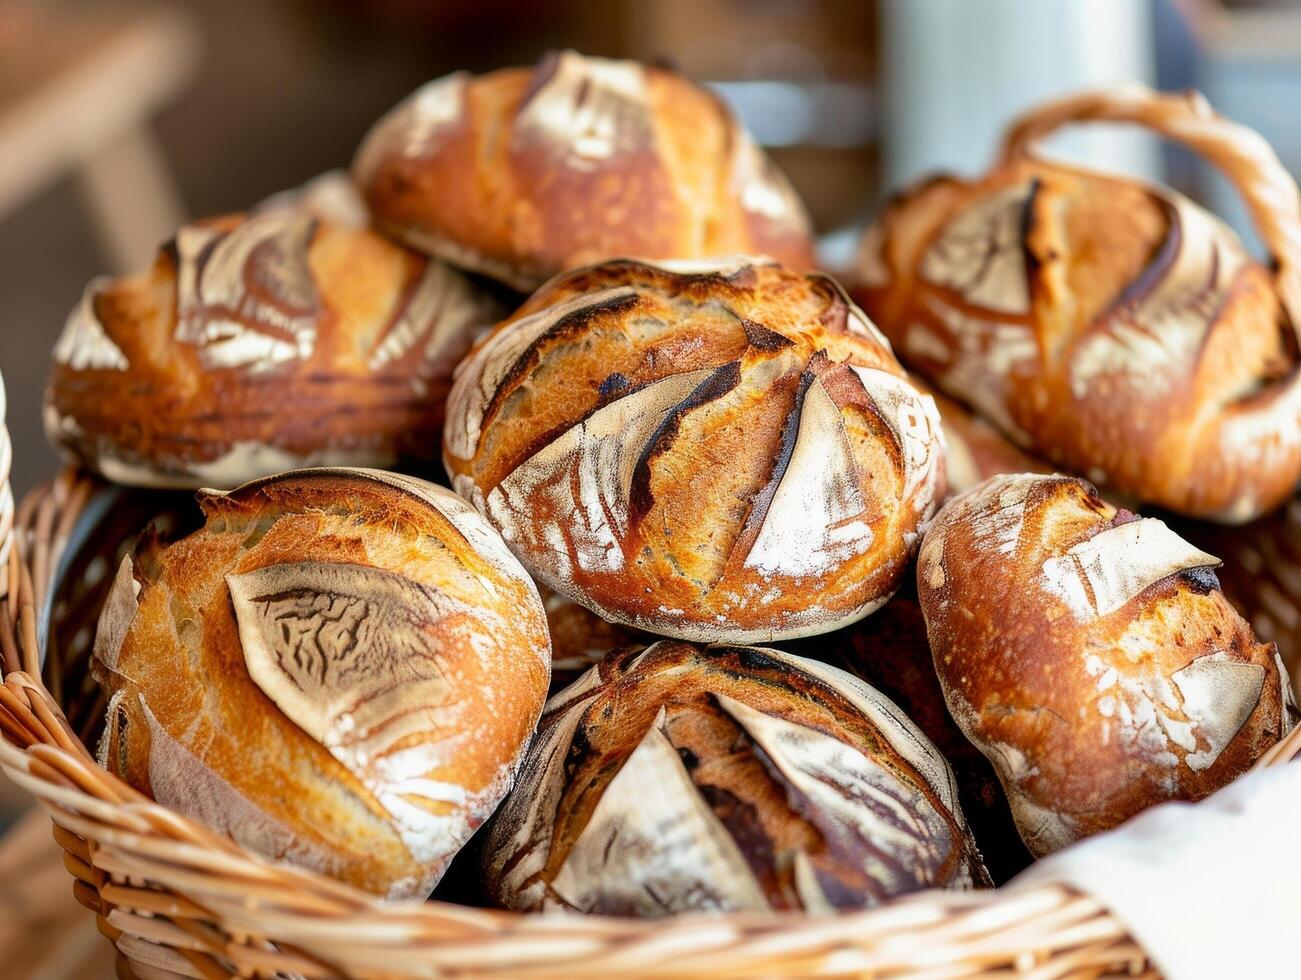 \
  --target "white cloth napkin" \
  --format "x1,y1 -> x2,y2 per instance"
1013,763 -> 1301,979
